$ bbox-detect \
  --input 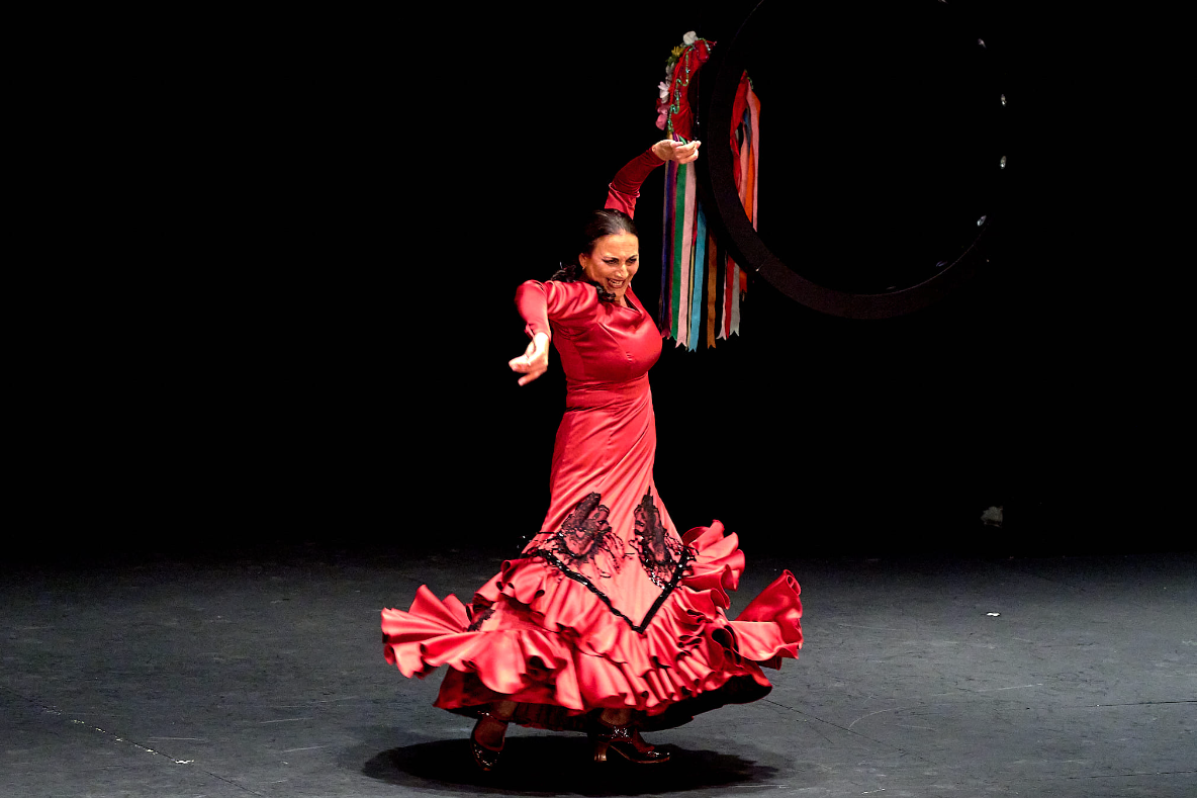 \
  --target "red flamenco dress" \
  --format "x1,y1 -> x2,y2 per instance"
381,149 -> 802,733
